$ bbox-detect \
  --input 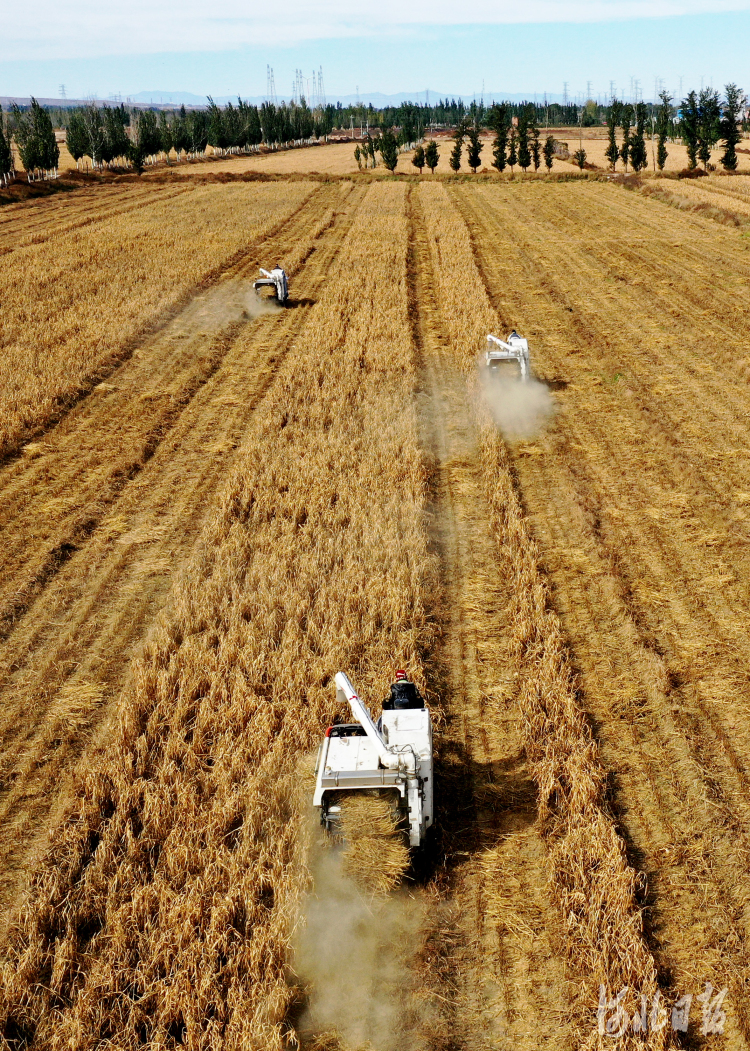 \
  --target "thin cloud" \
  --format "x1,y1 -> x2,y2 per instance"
4,0 -> 750,61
